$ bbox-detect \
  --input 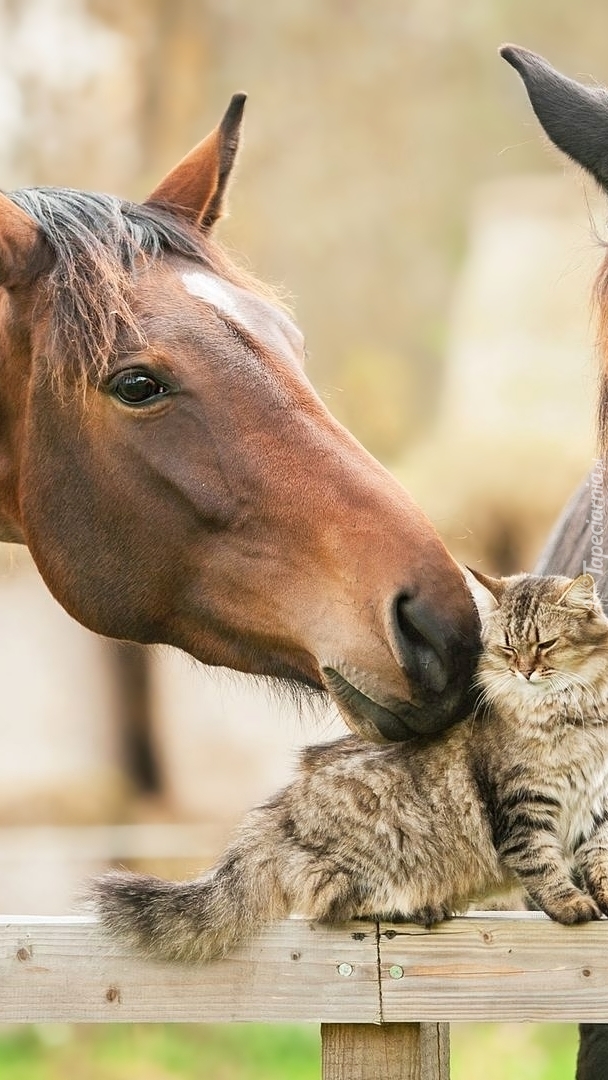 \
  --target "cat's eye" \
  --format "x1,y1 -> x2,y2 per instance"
538,637 -> 558,652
